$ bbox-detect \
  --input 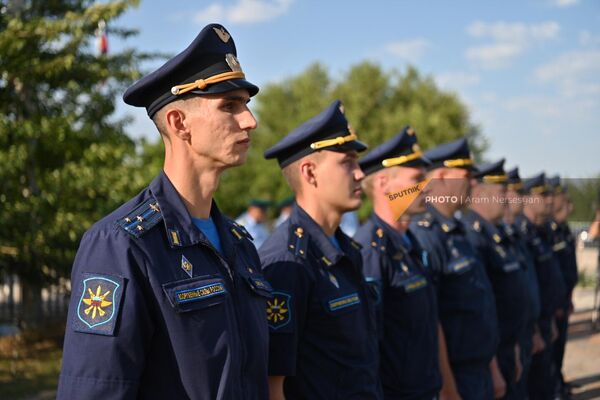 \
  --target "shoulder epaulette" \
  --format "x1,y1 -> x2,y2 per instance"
370,227 -> 387,252
230,220 -> 254,242
287,225 -> 308,258
117,198 -> 163,238
416,212 -> 433,229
